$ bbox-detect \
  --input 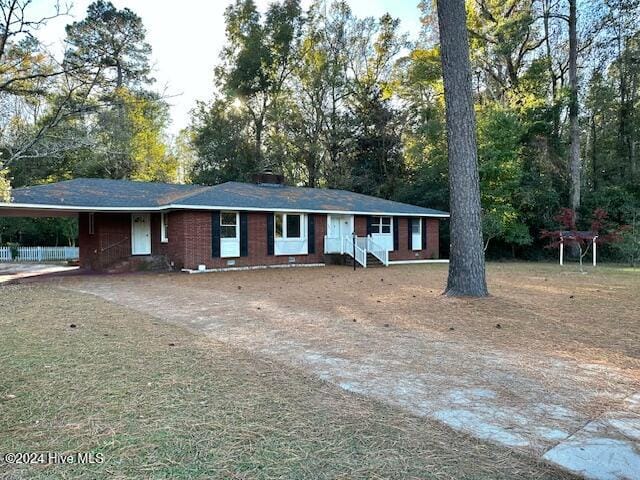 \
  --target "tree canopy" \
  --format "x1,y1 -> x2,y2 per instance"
1,0 -> 639,264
